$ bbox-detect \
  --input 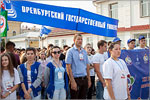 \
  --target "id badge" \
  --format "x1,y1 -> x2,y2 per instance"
79,53 -> 84,60
121,73 -> 125,79
58,72 -> 63,79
